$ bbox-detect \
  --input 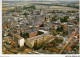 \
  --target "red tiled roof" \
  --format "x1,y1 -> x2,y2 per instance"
48,44 -> 53,46
76,34 -> 79,37
66,46 -> 70,51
